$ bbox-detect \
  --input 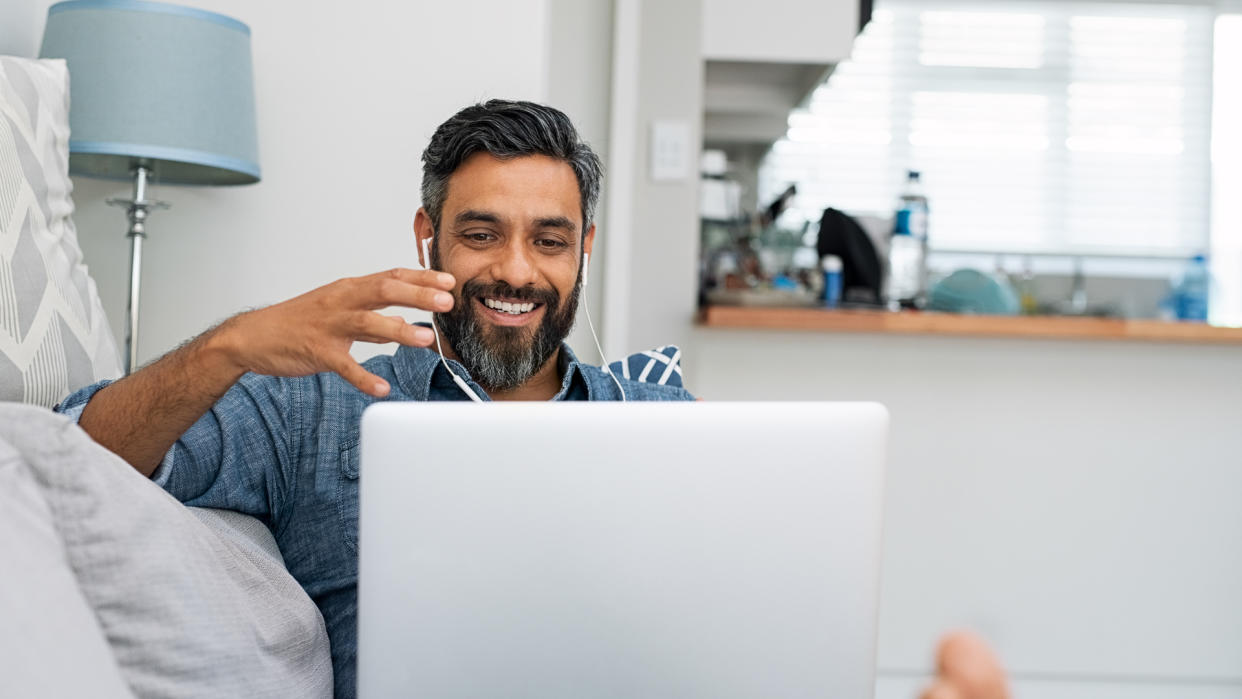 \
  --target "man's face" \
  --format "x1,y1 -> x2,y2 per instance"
416,153 -> 595,391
